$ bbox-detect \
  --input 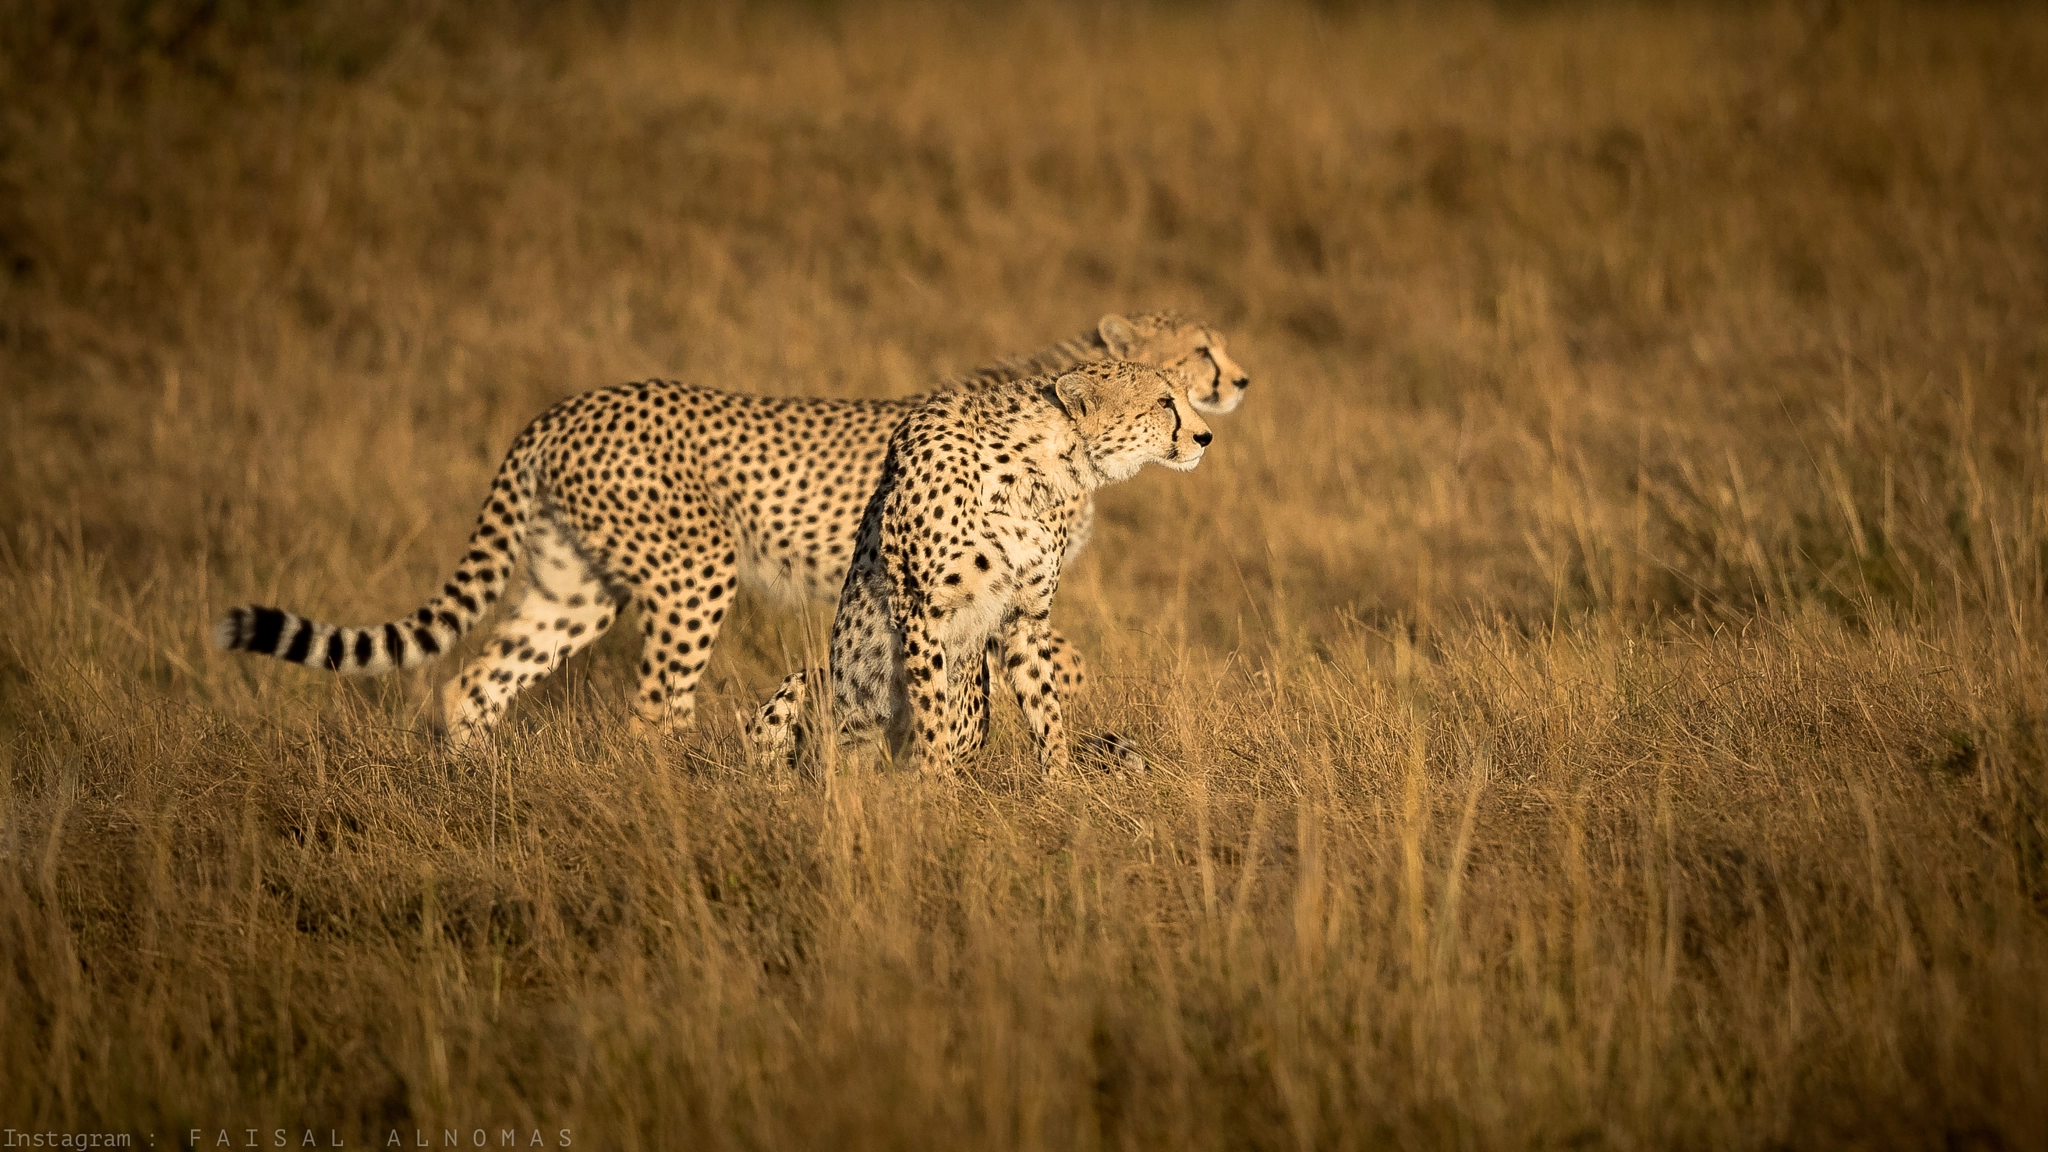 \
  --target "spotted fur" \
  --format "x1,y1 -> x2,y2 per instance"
746,361 -> 1211,779
211,313 -> 1250,750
